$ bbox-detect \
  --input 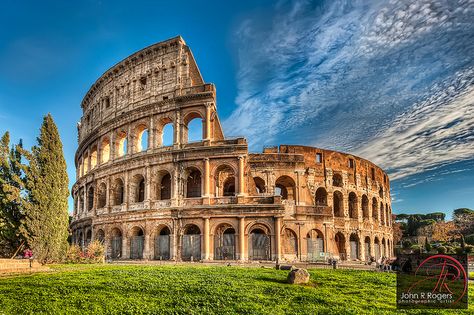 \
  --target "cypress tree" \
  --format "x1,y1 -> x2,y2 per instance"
20,114 -> 69,263
0,132 -> 26,256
